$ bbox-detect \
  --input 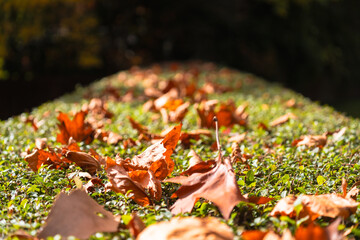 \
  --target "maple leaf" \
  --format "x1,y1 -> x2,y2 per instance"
56,111 -> 94,144
105,157 -> 152,206
165,153 -> 246,219
124,123 -> 182,180
37,189 -> 118,239
137,217 -> 233,240
25,148 -> 70,172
